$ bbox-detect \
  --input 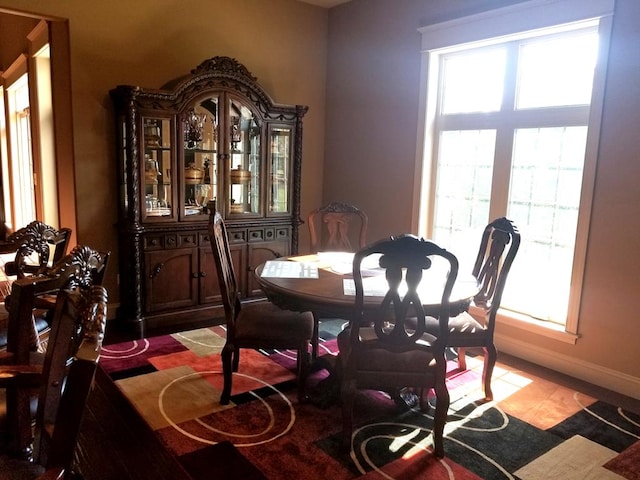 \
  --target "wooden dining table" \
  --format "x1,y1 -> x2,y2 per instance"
254,252 -> 480,320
